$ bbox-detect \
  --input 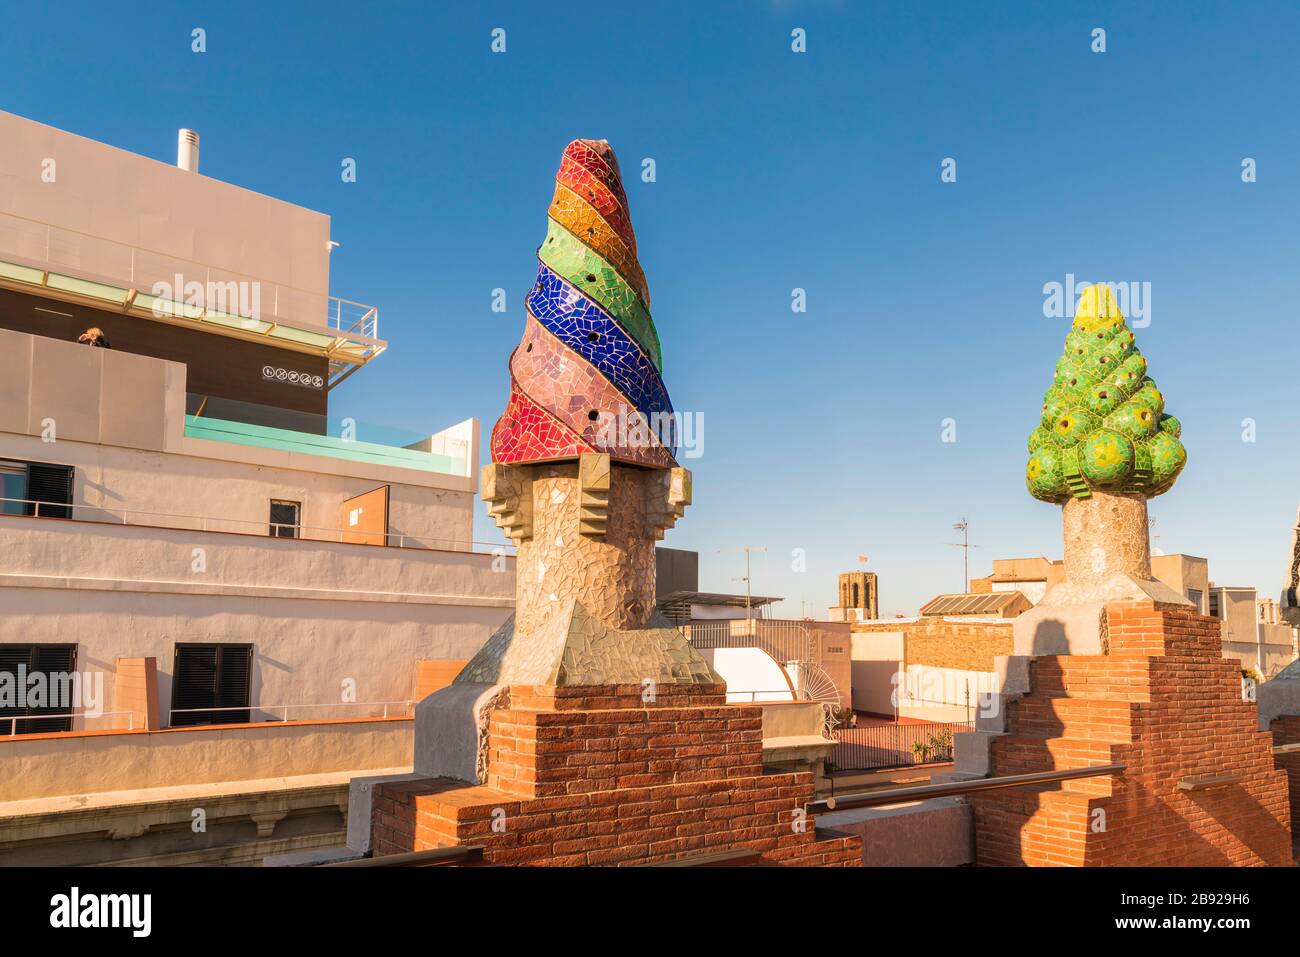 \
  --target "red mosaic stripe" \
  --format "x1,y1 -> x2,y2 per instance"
562,139 -> 630,211
509,315 -> 674,469
491,378 -> 593,464
556,156 -> 637,255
